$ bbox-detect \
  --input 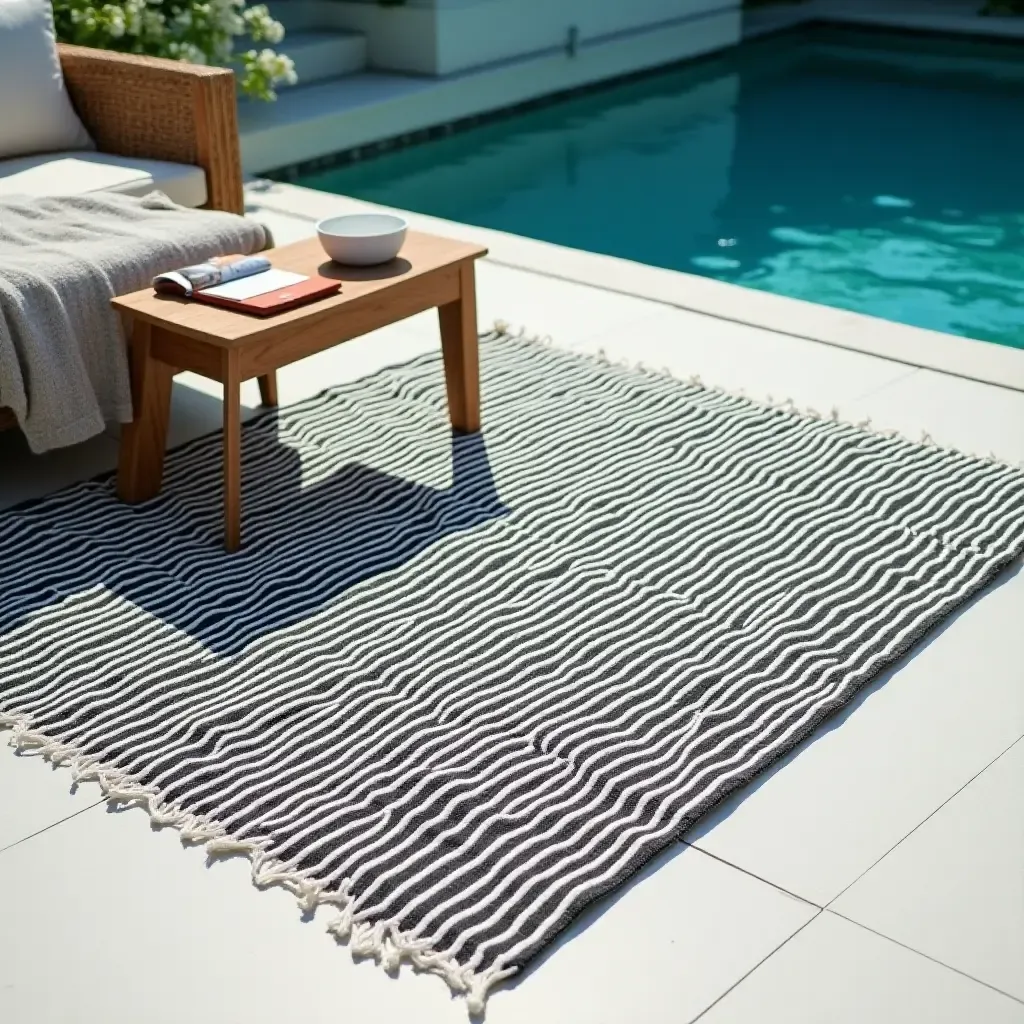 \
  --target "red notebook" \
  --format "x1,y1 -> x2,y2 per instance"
193,275 -> 340,316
